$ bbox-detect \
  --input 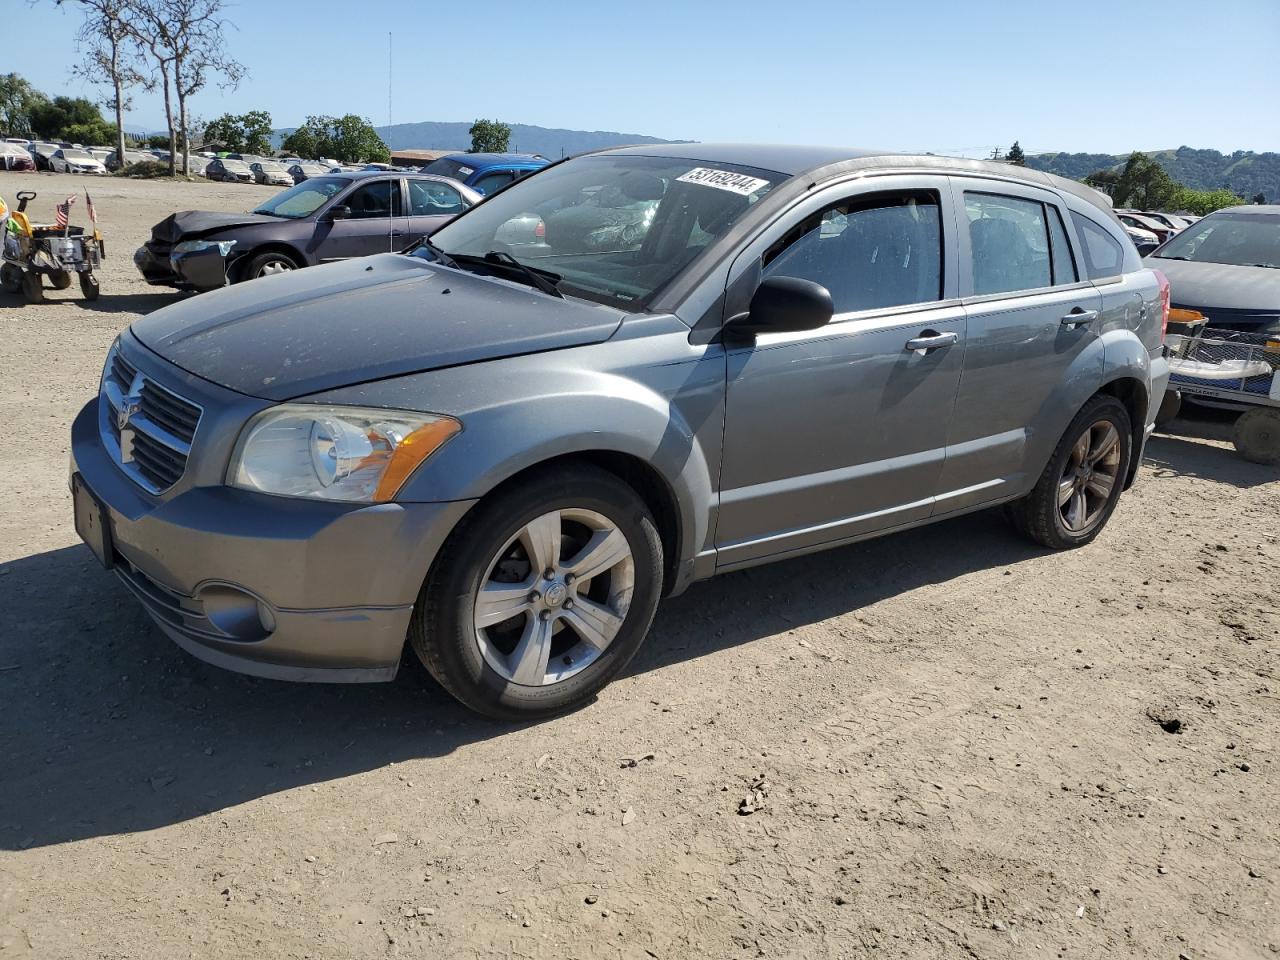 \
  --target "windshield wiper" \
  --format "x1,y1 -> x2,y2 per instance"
448,250 -> 564,298
415,236 -> 459,269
